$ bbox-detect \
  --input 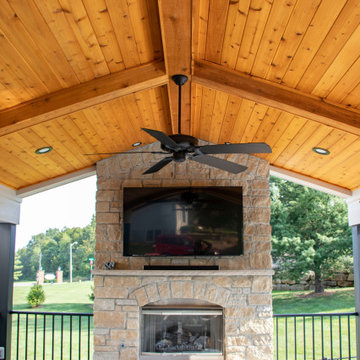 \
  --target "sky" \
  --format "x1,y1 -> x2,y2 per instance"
15,175 -> 97,250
